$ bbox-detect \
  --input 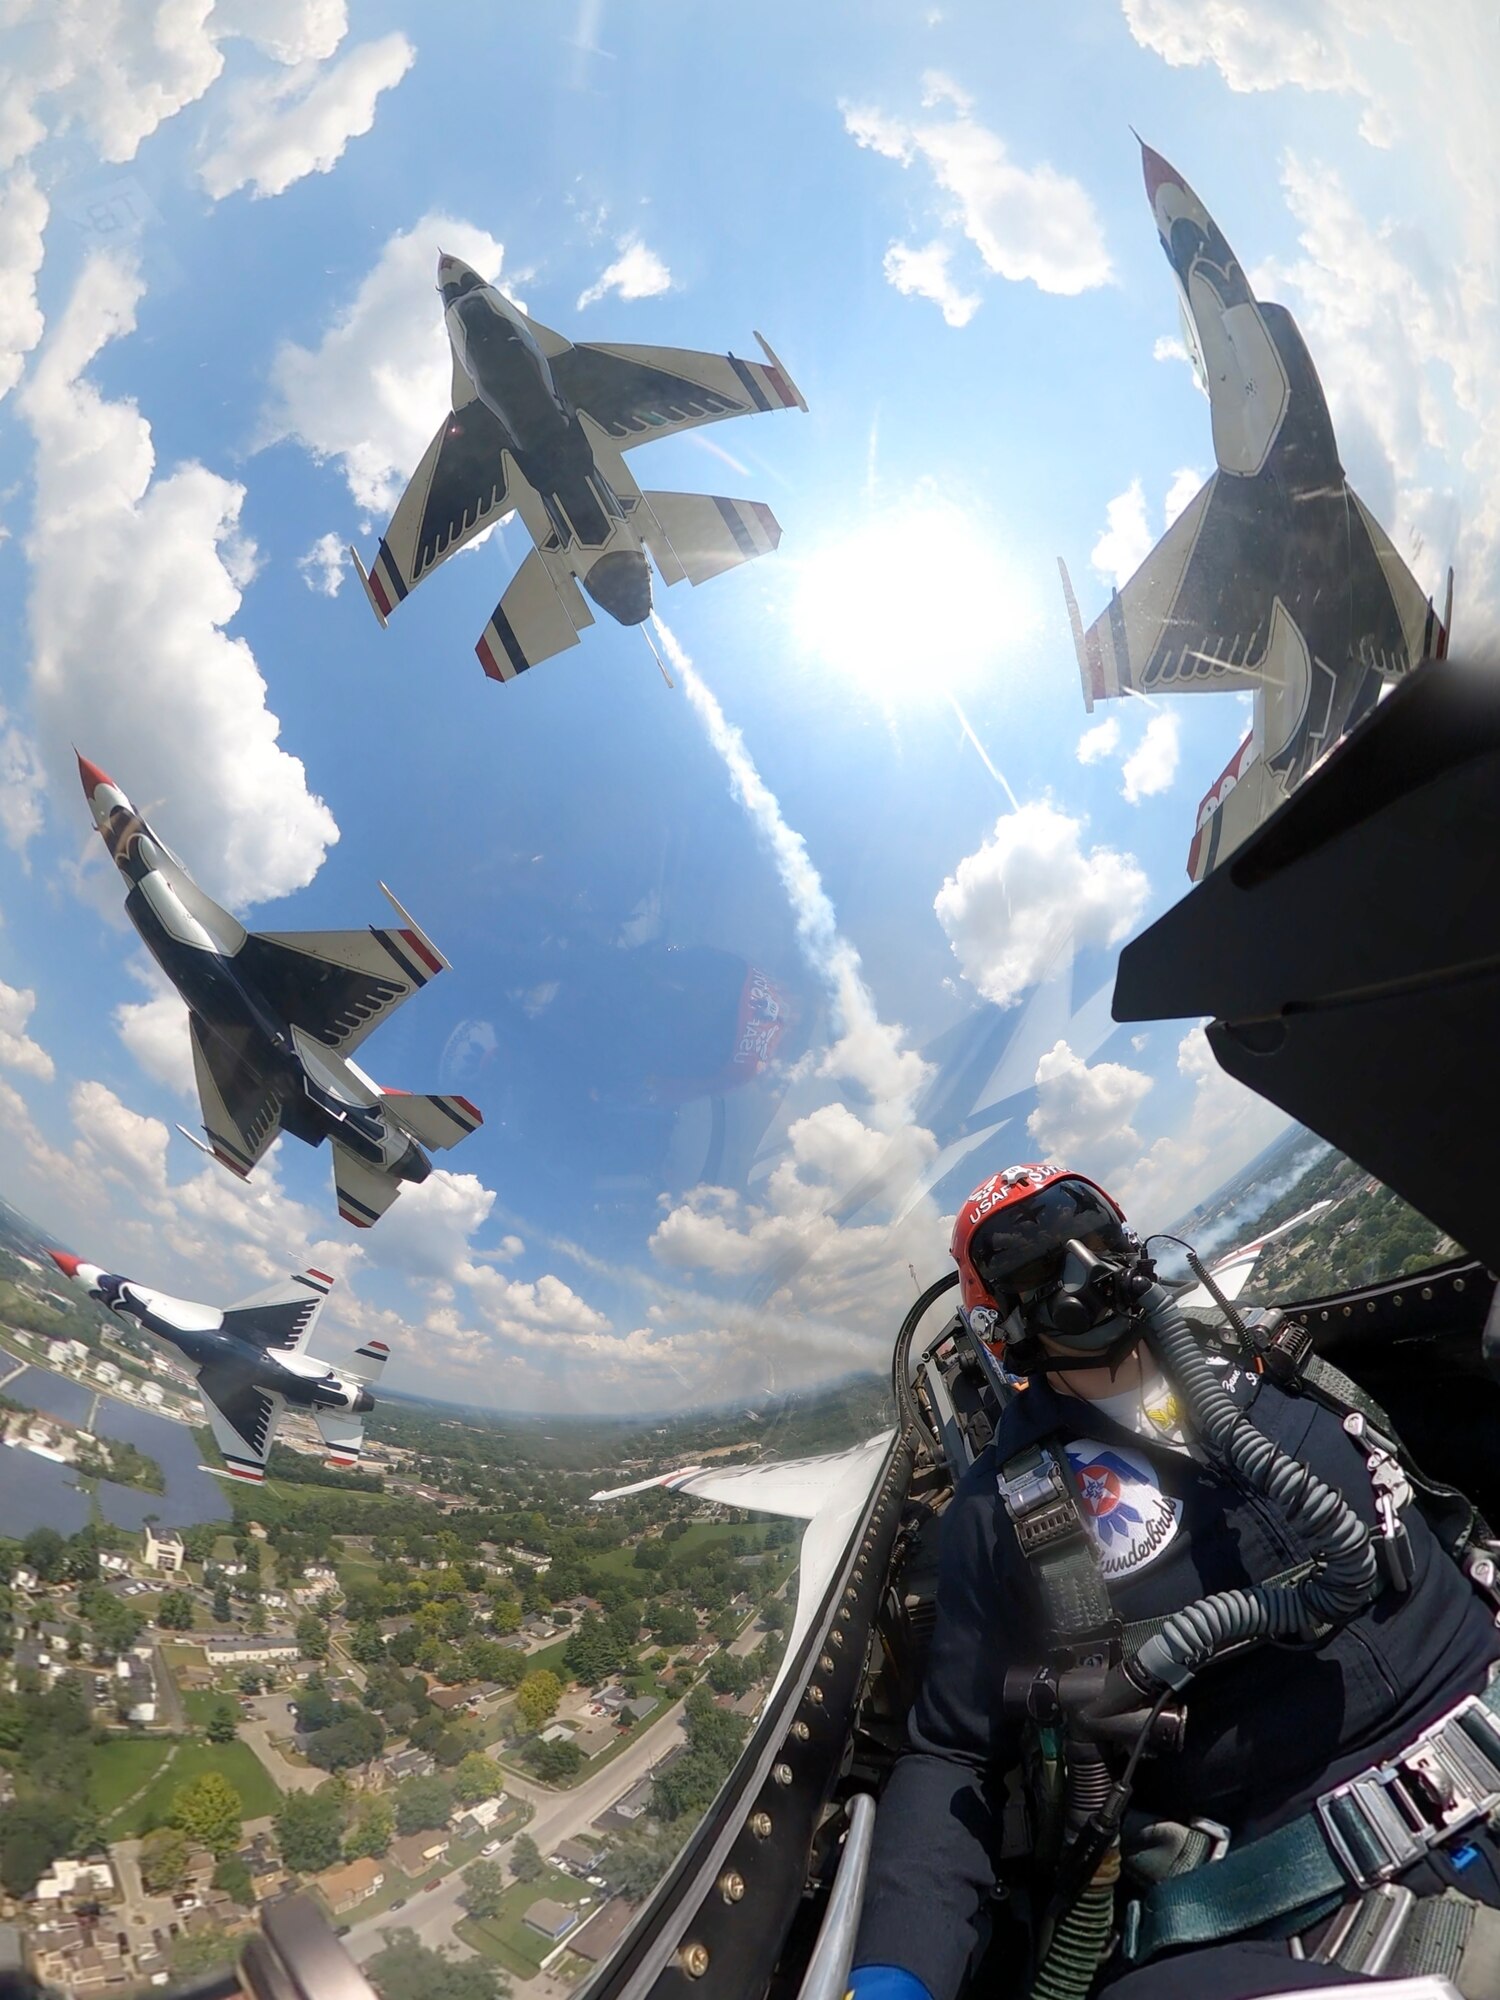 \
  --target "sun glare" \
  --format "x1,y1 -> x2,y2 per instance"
788,497 -> 1040,706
